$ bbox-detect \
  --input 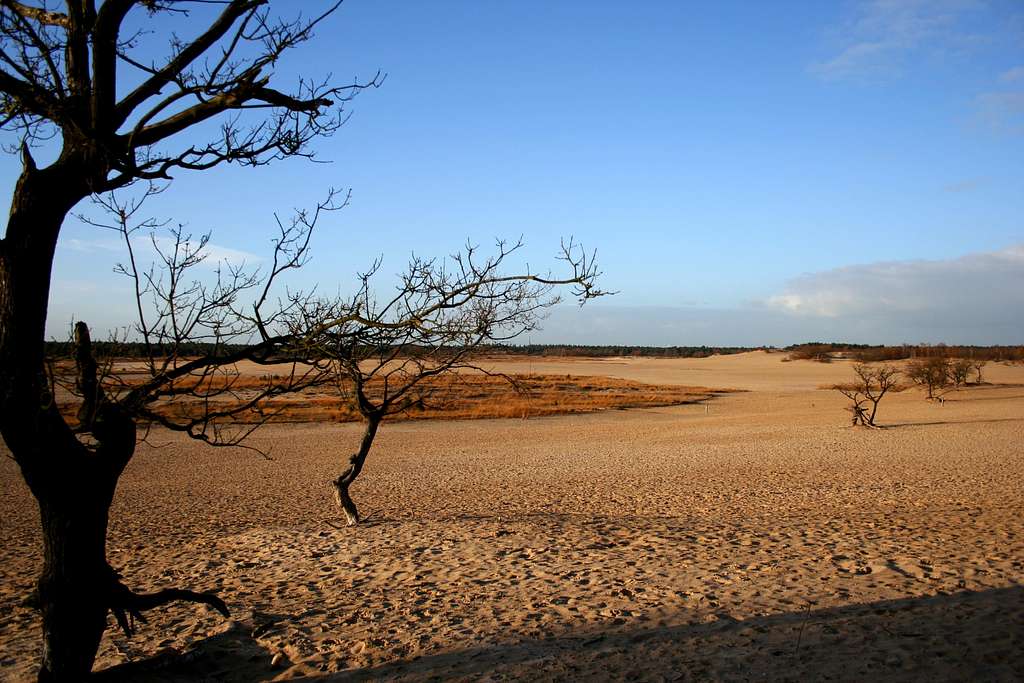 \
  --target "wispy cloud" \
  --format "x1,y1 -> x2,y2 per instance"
58,235 -> 263,269
1001,65 -> 1024,82
940,177 -> 986,193
811,0 -> 984,82
57,237 -> 123,253
148,235 -> 263,268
